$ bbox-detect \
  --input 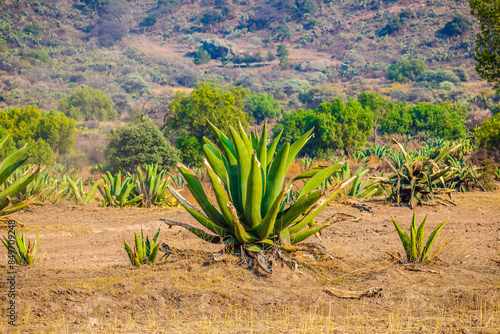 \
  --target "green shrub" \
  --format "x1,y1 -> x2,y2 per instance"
273,98 -> 374,157
245,93 -> 281,124
176,133 -> 203,167
387,59 -> 428,83
475,114 -> 500,152
106,119 -> 179,173
59,85 -> 117,121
